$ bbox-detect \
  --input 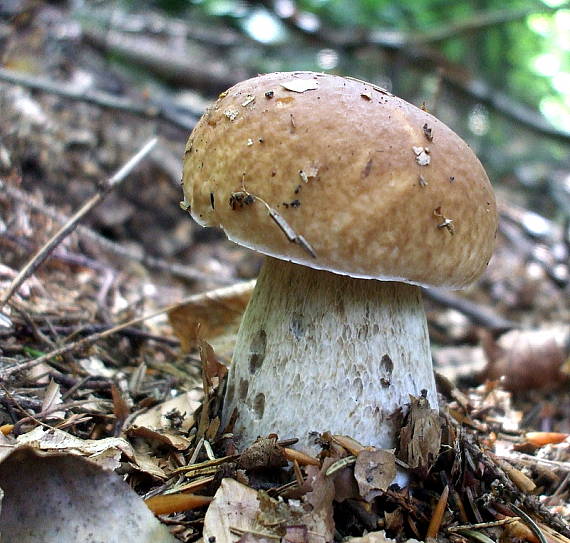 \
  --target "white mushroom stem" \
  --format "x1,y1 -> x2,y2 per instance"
222,257 -> 438,454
